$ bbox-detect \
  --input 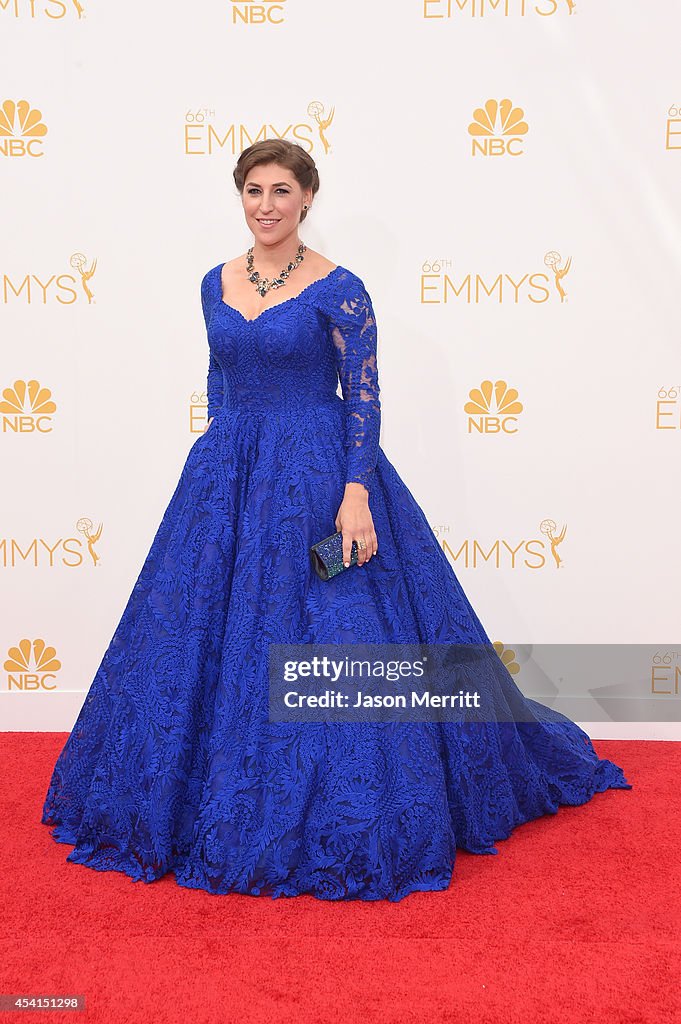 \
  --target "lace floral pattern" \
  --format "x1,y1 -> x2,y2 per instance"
328,286 -> 380,491
41,263 -> 631,901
